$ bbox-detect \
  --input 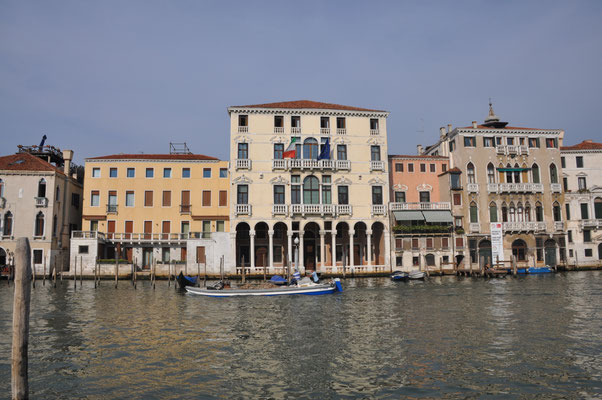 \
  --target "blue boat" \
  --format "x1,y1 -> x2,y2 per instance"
528,266 -> 554,274
269,275 -> 288,285
391,271 -> 409,281
186,278 -> 343,297
176,272 -> 199,288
